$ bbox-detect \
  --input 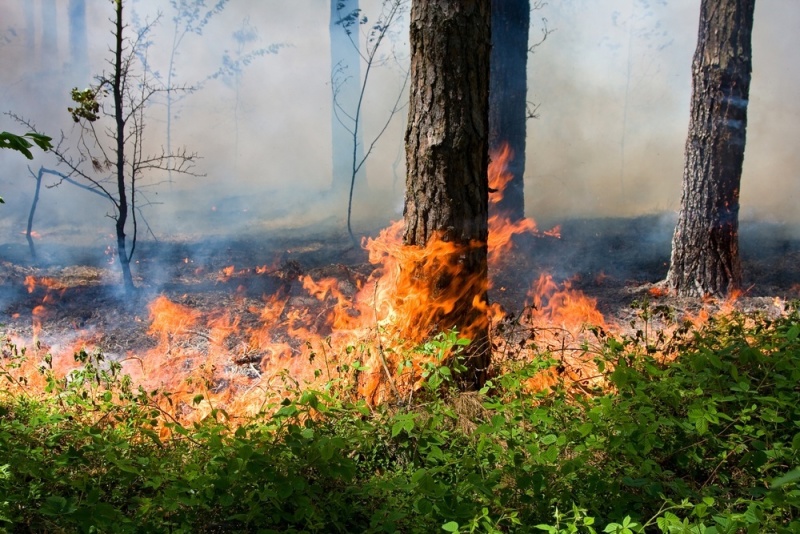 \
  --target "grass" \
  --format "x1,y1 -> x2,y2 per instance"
1,305 -> 799,533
